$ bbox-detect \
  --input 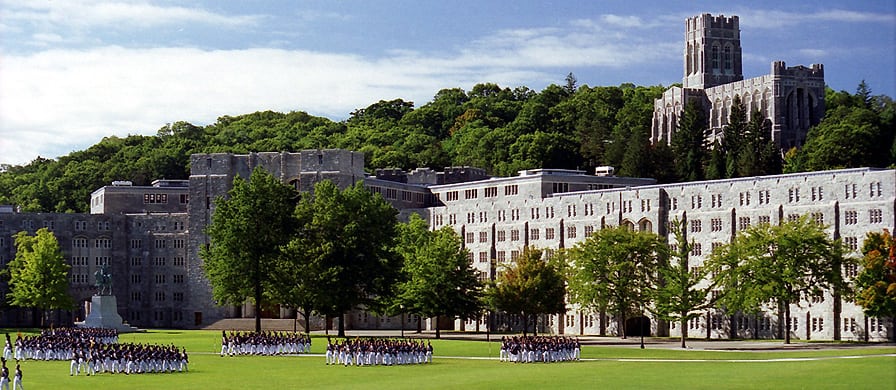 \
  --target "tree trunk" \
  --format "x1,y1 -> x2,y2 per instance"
522,313 -> 528,337
337,313 -> 346,338
833,289 -> 842,341
254,284 -> 262,333
784,302 -> 791,344
680,318 -> 688,348
533,314 -> 538,337
302,307 -> 312,333
435,315 -> 441,339
620,312 -> 627,339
